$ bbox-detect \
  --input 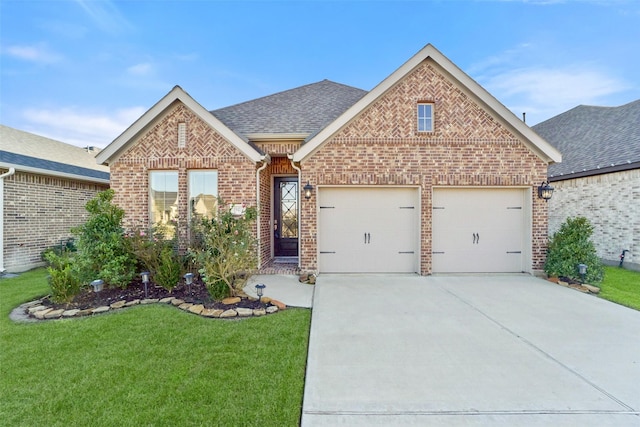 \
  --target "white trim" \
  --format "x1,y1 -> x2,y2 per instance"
293,44 -> 562,164
96,86 -> 264,165
0,162 -> 109,185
